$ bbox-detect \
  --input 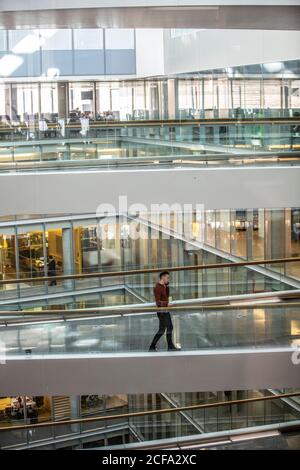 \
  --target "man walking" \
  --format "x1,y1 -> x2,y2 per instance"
149,271 -> 181,352
47,255 -> 57,286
